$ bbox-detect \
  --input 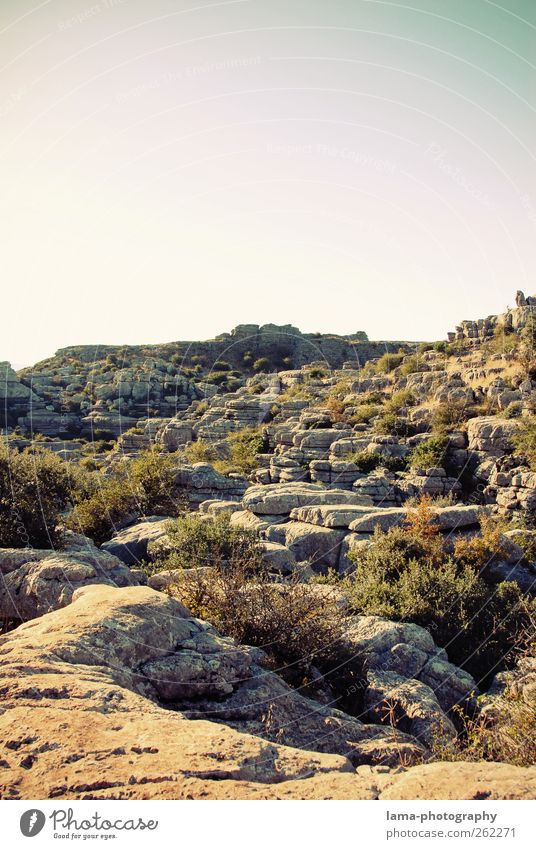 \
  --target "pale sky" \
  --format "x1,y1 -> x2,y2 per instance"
1,0 -> 535,365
